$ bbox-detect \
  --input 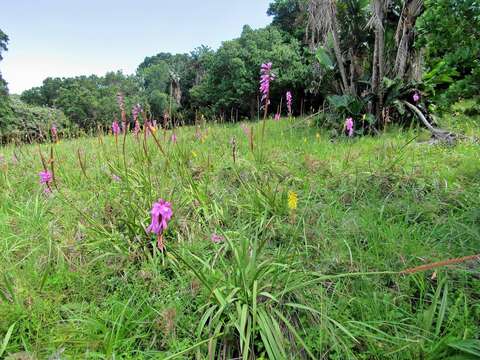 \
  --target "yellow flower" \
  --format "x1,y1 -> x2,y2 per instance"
288,190 -> 298,210
191,150 -> 198,158
316,133 -> 320,139
151,127 -> 157,134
